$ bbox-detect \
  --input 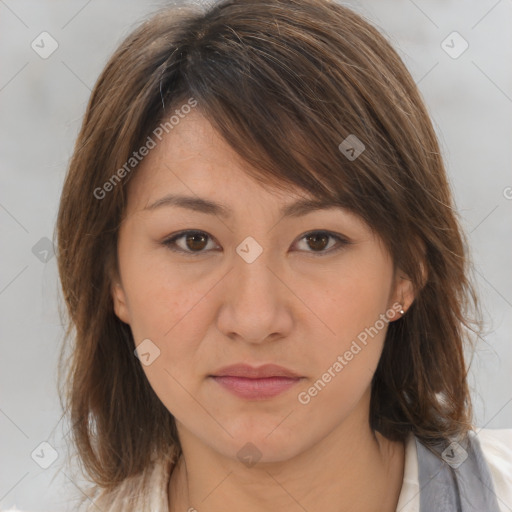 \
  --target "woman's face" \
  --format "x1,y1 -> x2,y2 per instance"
112,110 -> 412,463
